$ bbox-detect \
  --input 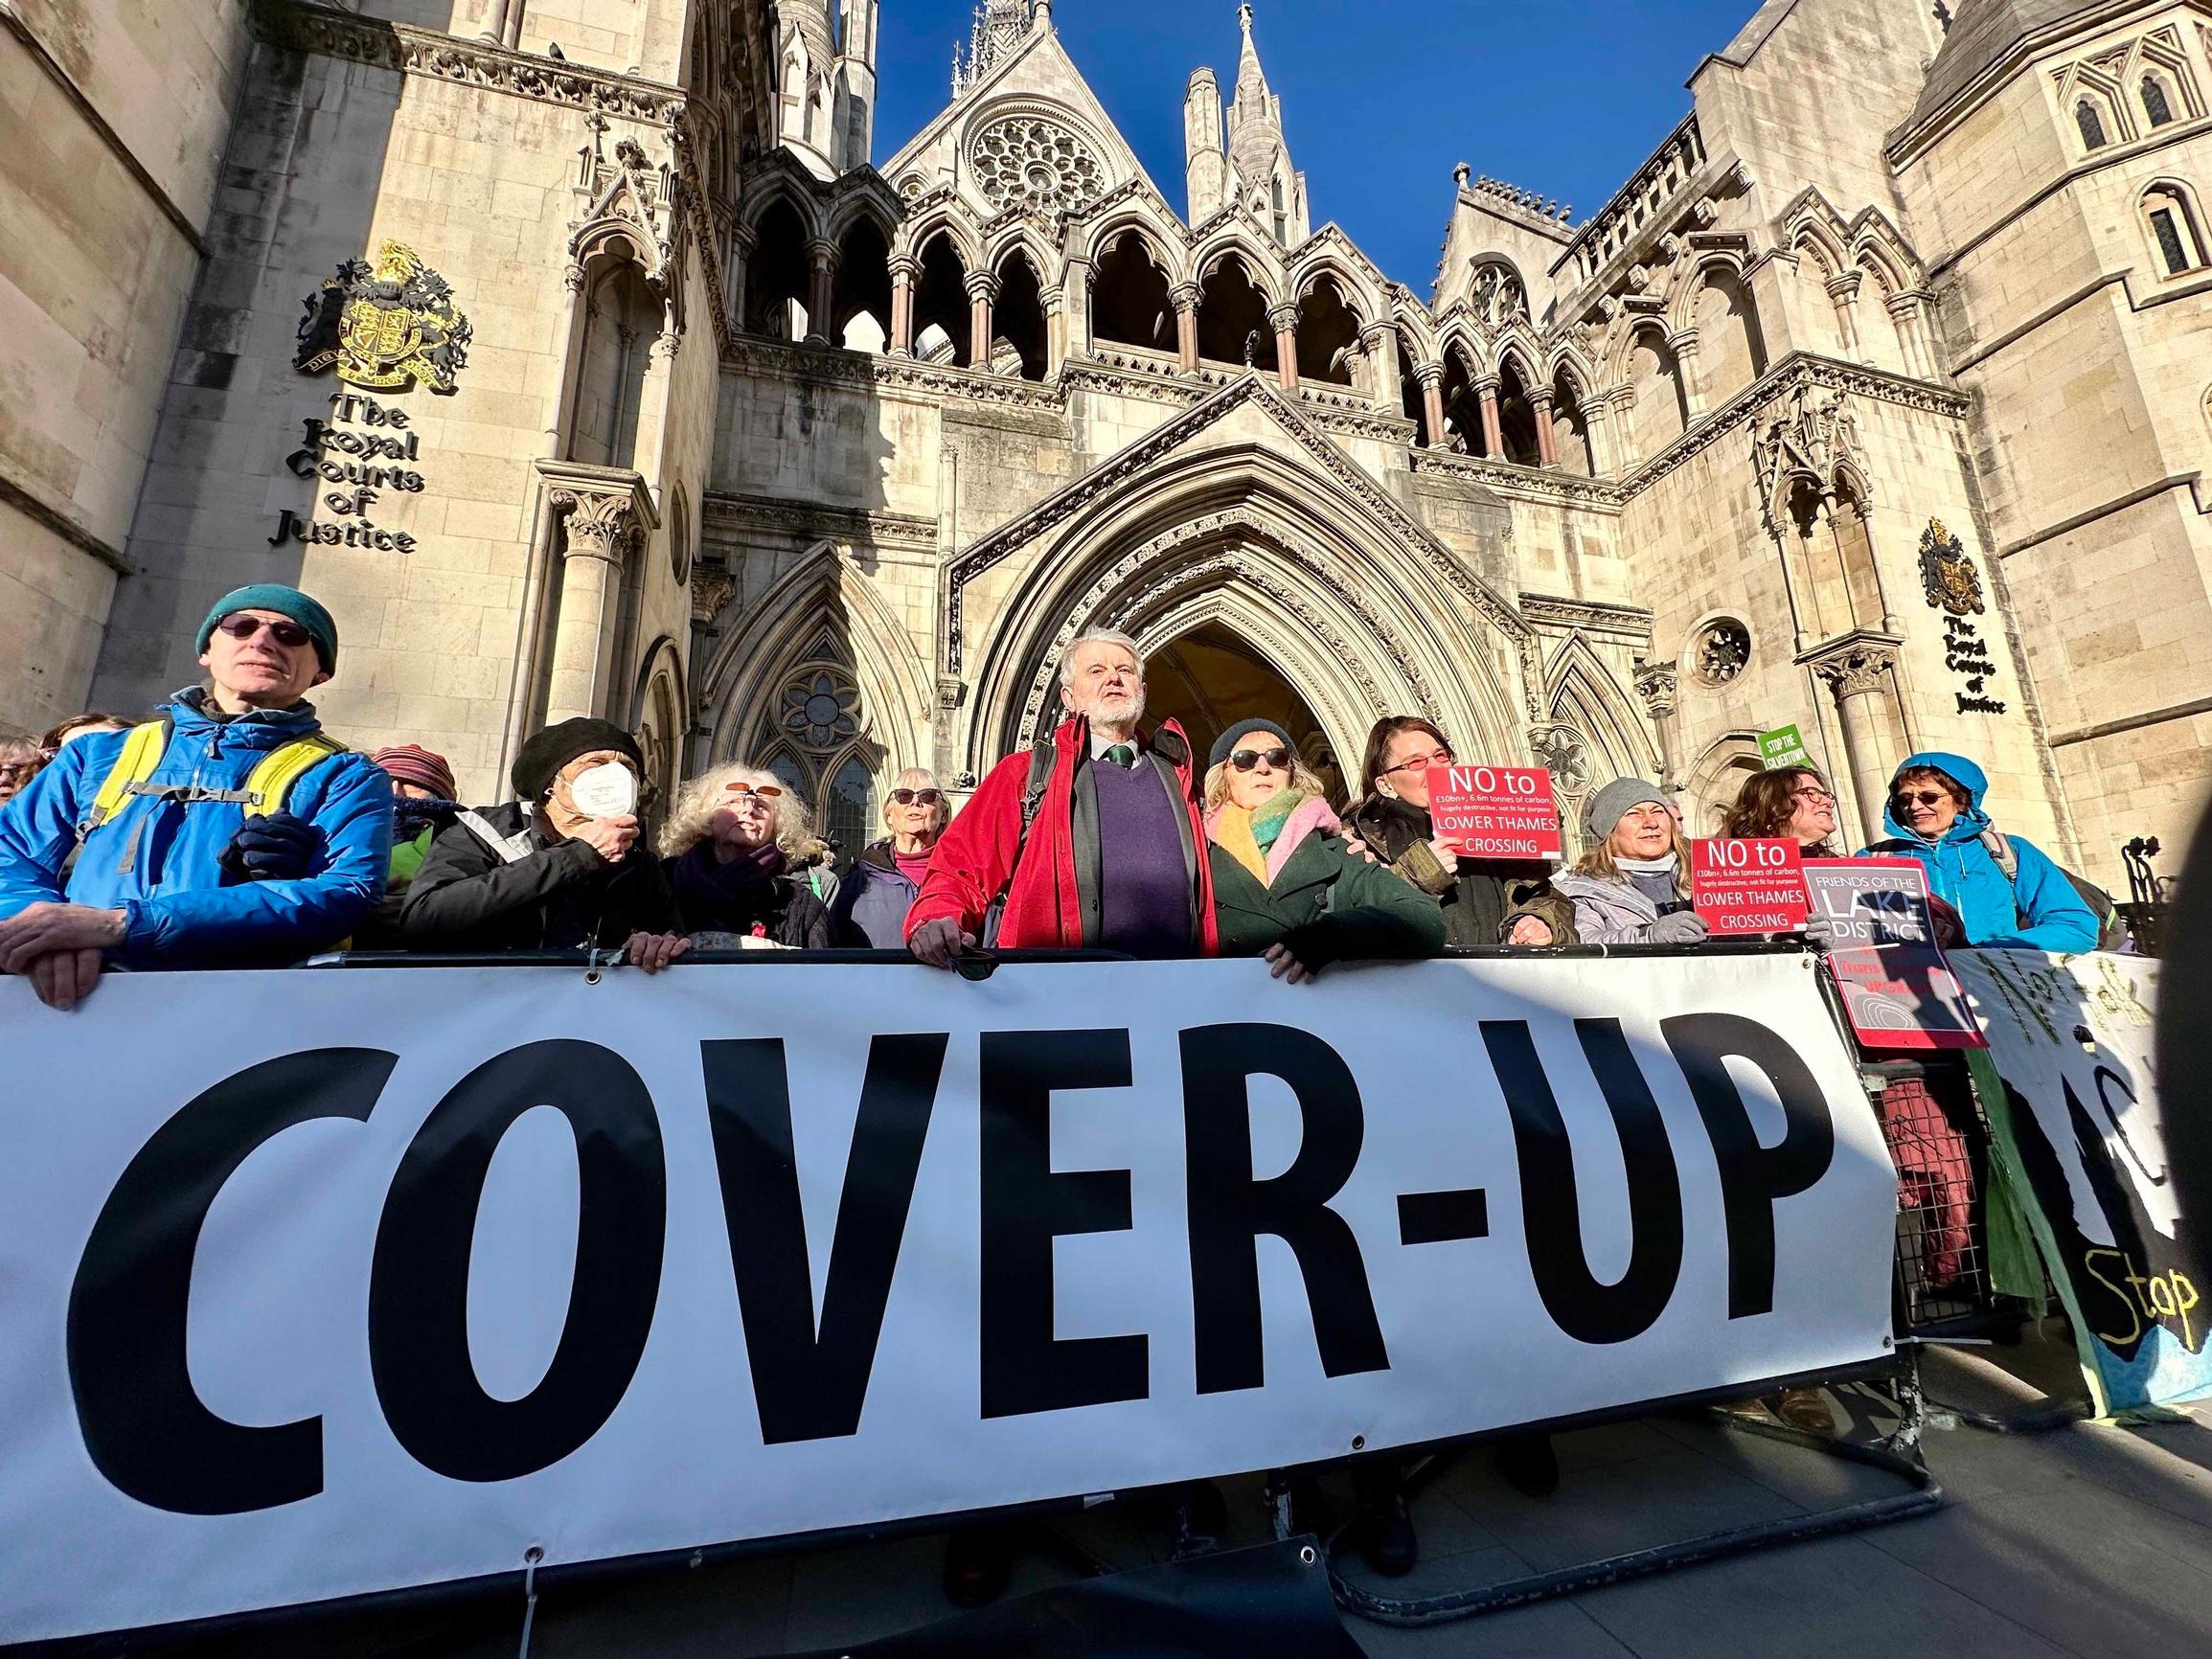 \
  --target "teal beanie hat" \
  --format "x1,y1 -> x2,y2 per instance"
196,584 -> 338,673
